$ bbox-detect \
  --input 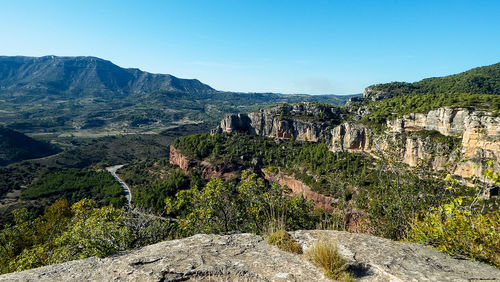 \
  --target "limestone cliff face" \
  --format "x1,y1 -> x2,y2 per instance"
2,231 -> 499,282
363,87 -> 391,101
329,107 -> 499,179
263,170 -> 337,211
215,104 -> 498,179
215,103 -> 342,142
387,107 -> 500,177
330,122 -> 372,152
